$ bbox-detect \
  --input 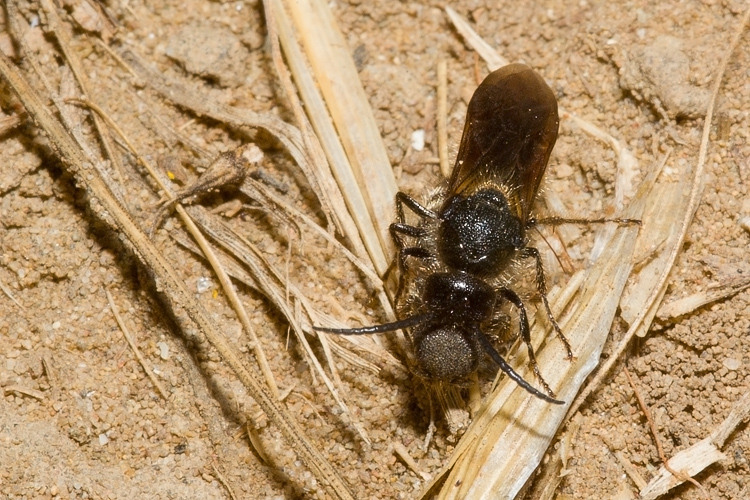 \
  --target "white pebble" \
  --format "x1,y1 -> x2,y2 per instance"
411,129 -> 425,151
196,277 -> 212,293
157,341 -> 170,360
722,358 -> 741,370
